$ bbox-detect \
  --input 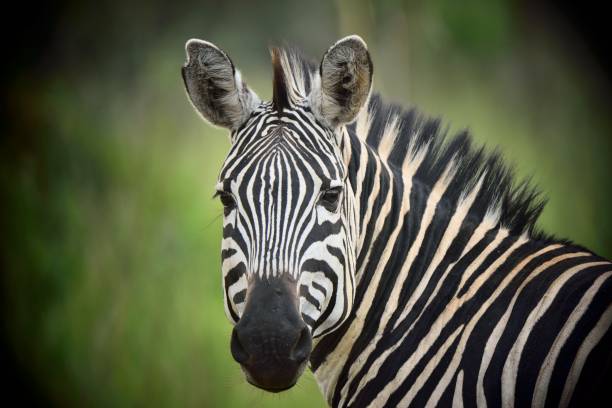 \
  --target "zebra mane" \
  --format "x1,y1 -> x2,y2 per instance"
273,47 -> 551,240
